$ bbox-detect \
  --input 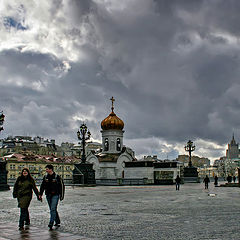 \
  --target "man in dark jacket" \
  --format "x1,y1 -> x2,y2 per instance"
175,175 -> 181,190
214,175 -> 218,186
227,175 -> 232,183
39,164 -> 65,230
233,176 -> 236,183
203,175 -> 210,189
